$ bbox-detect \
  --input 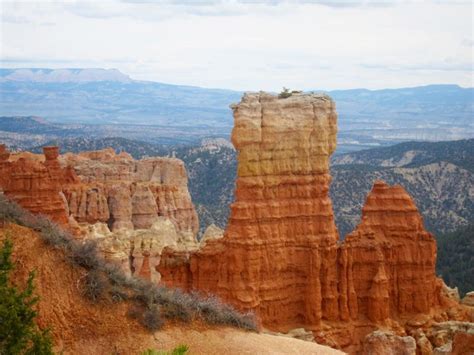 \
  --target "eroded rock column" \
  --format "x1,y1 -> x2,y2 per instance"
160,92 -> 340,327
